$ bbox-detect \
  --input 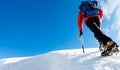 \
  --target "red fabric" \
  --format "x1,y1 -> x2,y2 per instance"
77,9 -> 103,31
